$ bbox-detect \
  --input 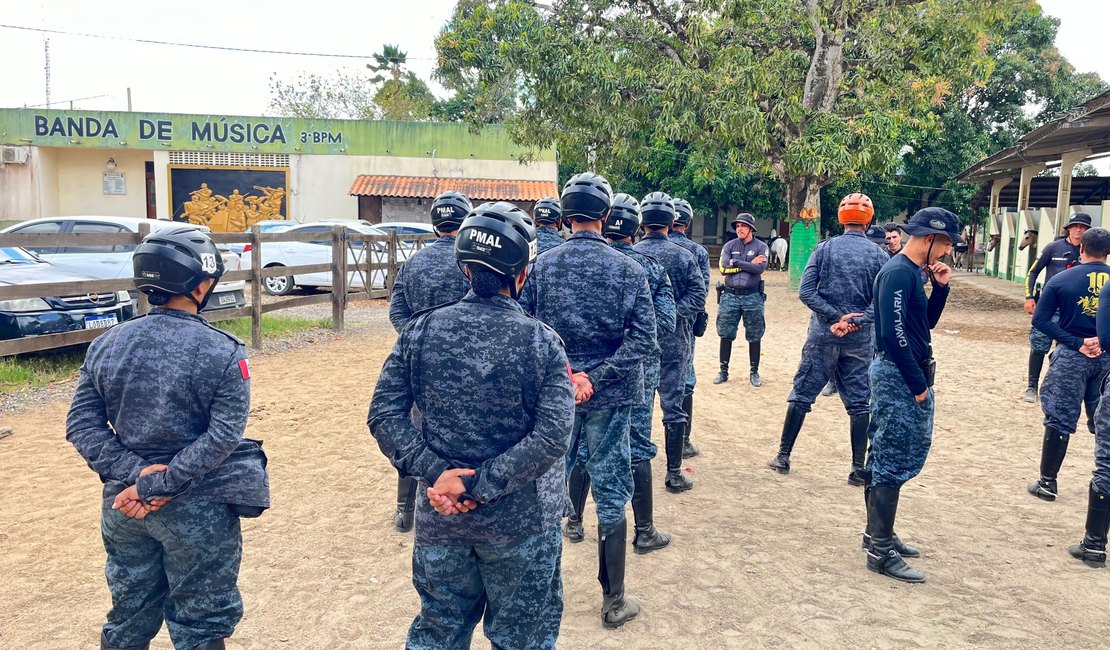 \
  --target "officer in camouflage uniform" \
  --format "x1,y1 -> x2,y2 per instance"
635,192 -> 707,494
864,208 -> 959,583
369,203 -> 574,648
1023,212 -> 1090,403
1027,228 -> 1110,503
767,194 -> 889,485
519,172 -> 656,628
1071,278 -> 1110,568
670,198 -> 711,458
67,227 -> 269,650
533,196 -> 566,254
715,212 -> 770,387
388,191 -> 473,533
